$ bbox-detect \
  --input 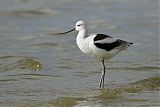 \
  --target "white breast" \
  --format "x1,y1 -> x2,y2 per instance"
76,37 -> 91,55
